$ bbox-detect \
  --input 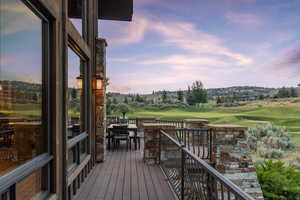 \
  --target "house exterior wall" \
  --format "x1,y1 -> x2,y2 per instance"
0,0 -> 100,199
